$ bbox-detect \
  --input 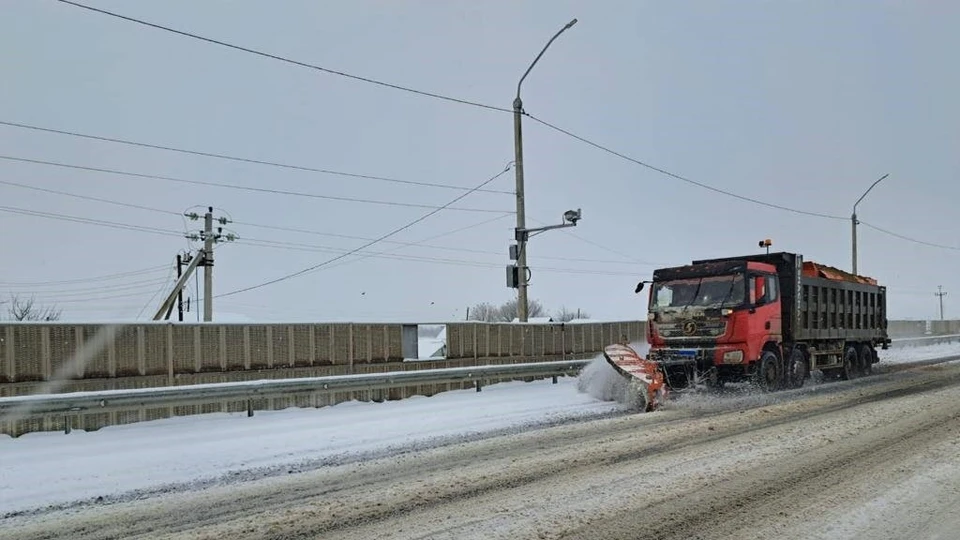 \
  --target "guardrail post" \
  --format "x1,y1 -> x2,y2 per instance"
476,380 -> 482,392
247,399 -> 254,417
552,375 -> 558,384
63,415 -> 71,435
